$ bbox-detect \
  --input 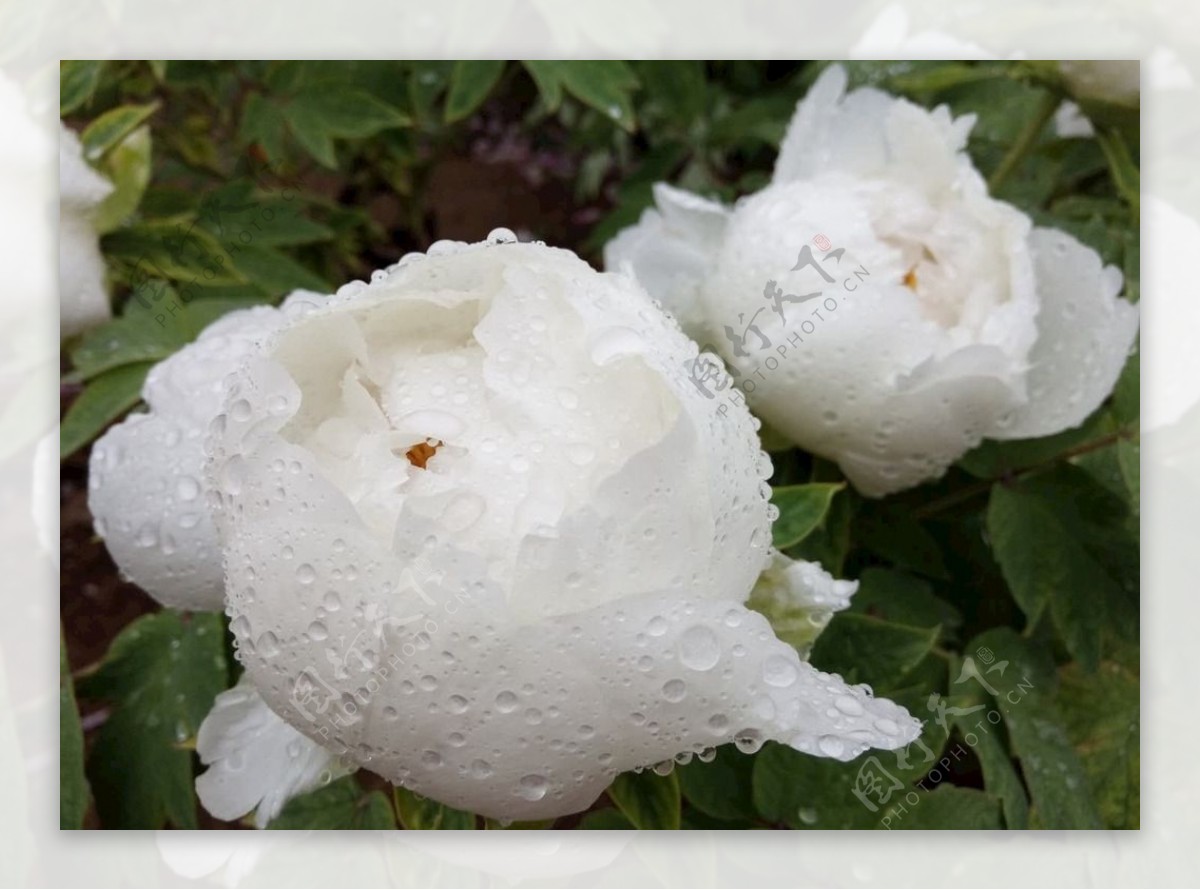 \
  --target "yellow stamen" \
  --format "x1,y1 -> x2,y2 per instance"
903,268 -> 918,290
406,440 -> 441,469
